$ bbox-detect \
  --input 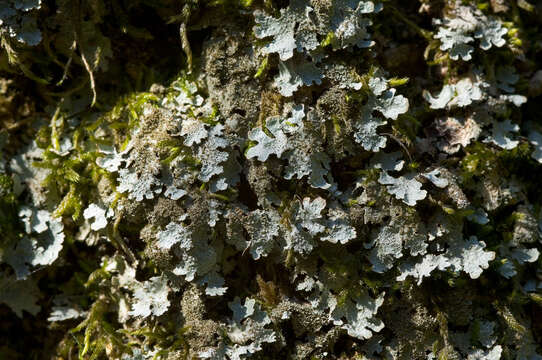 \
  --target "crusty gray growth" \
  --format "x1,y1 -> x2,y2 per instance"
0,0 -> 542,359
